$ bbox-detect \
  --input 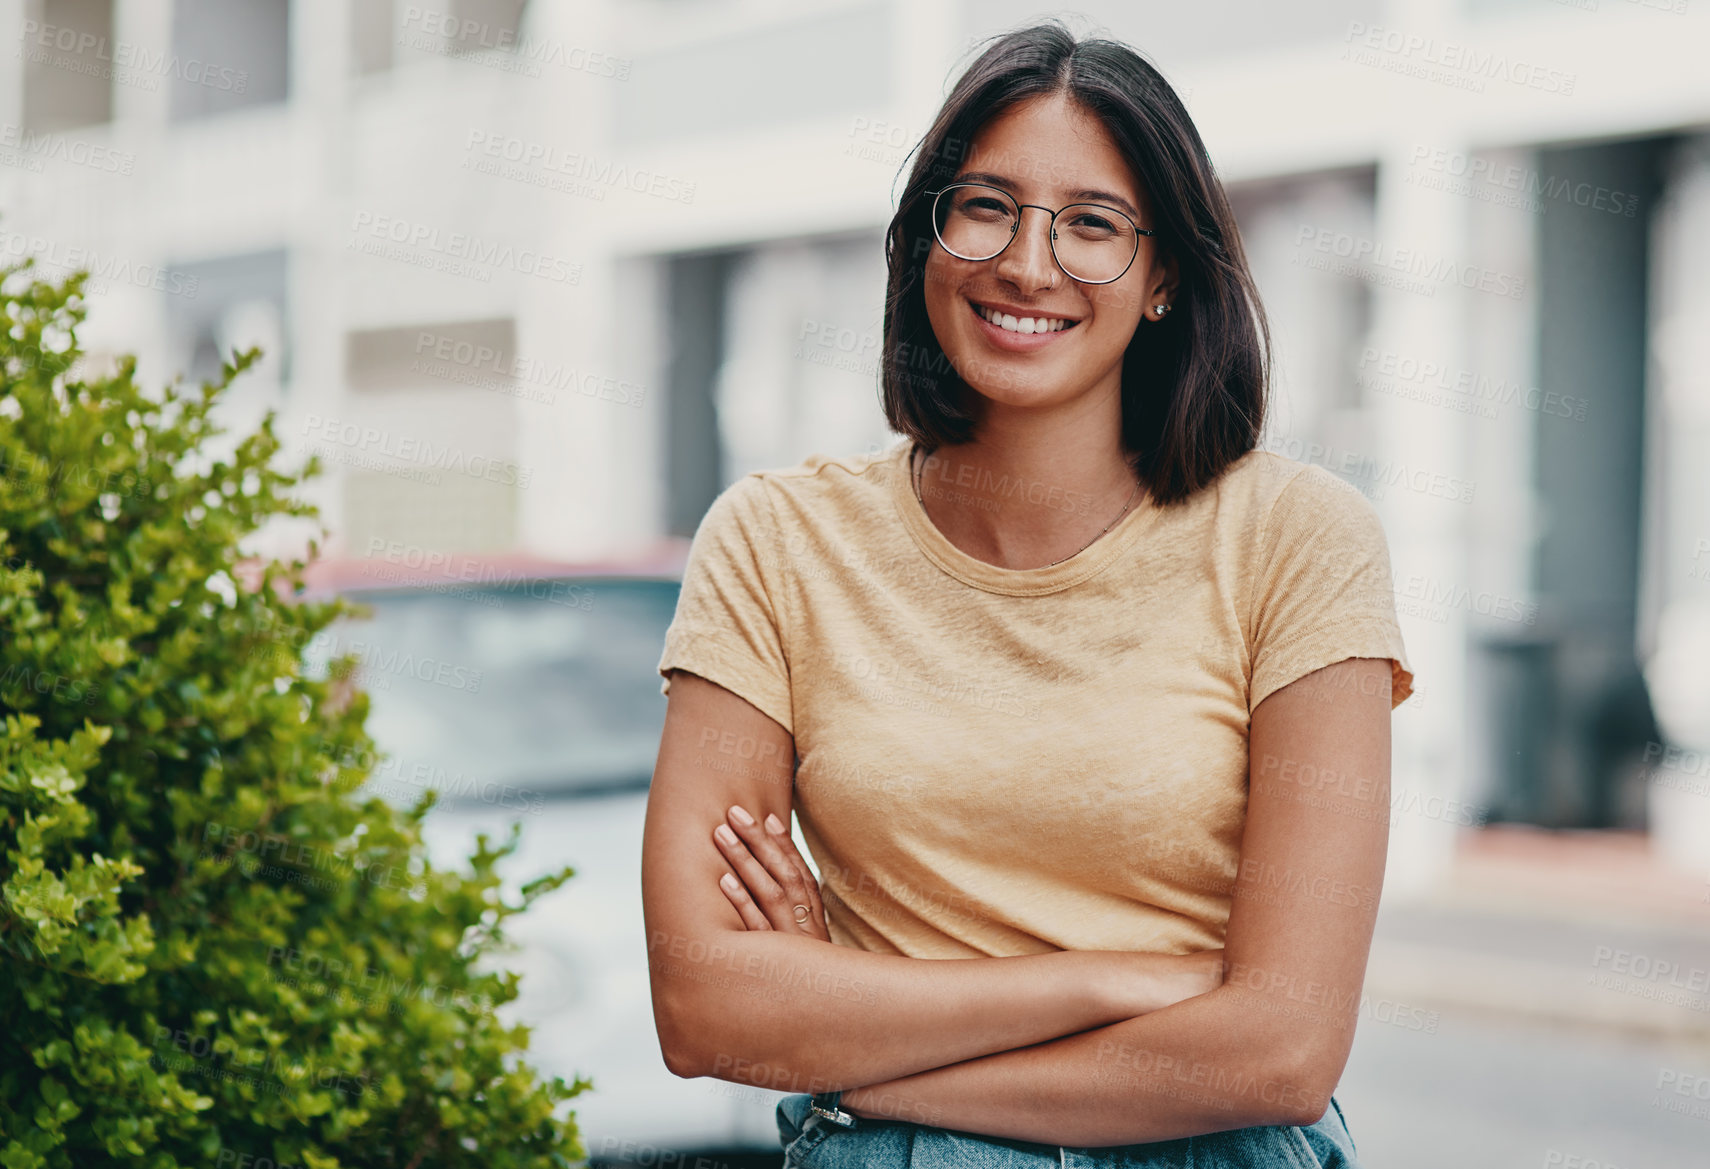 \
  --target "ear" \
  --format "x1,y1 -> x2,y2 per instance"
1147,248 -> 1181,321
